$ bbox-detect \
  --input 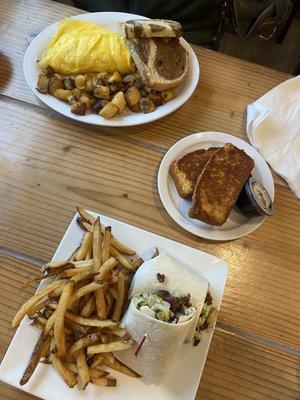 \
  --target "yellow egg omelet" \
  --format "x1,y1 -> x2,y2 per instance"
40,18 -> 134,75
